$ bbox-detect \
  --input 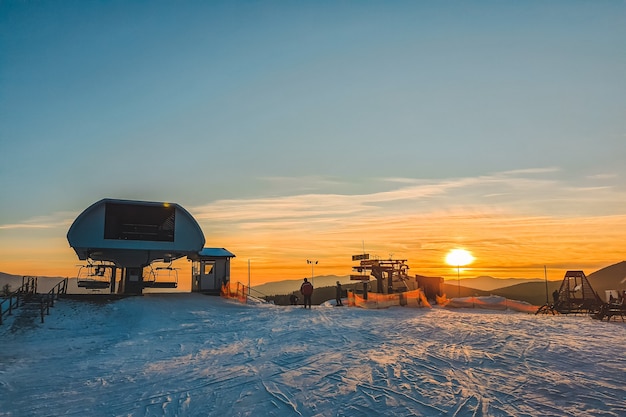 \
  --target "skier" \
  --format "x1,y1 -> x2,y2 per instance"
300,278 -> 313,309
